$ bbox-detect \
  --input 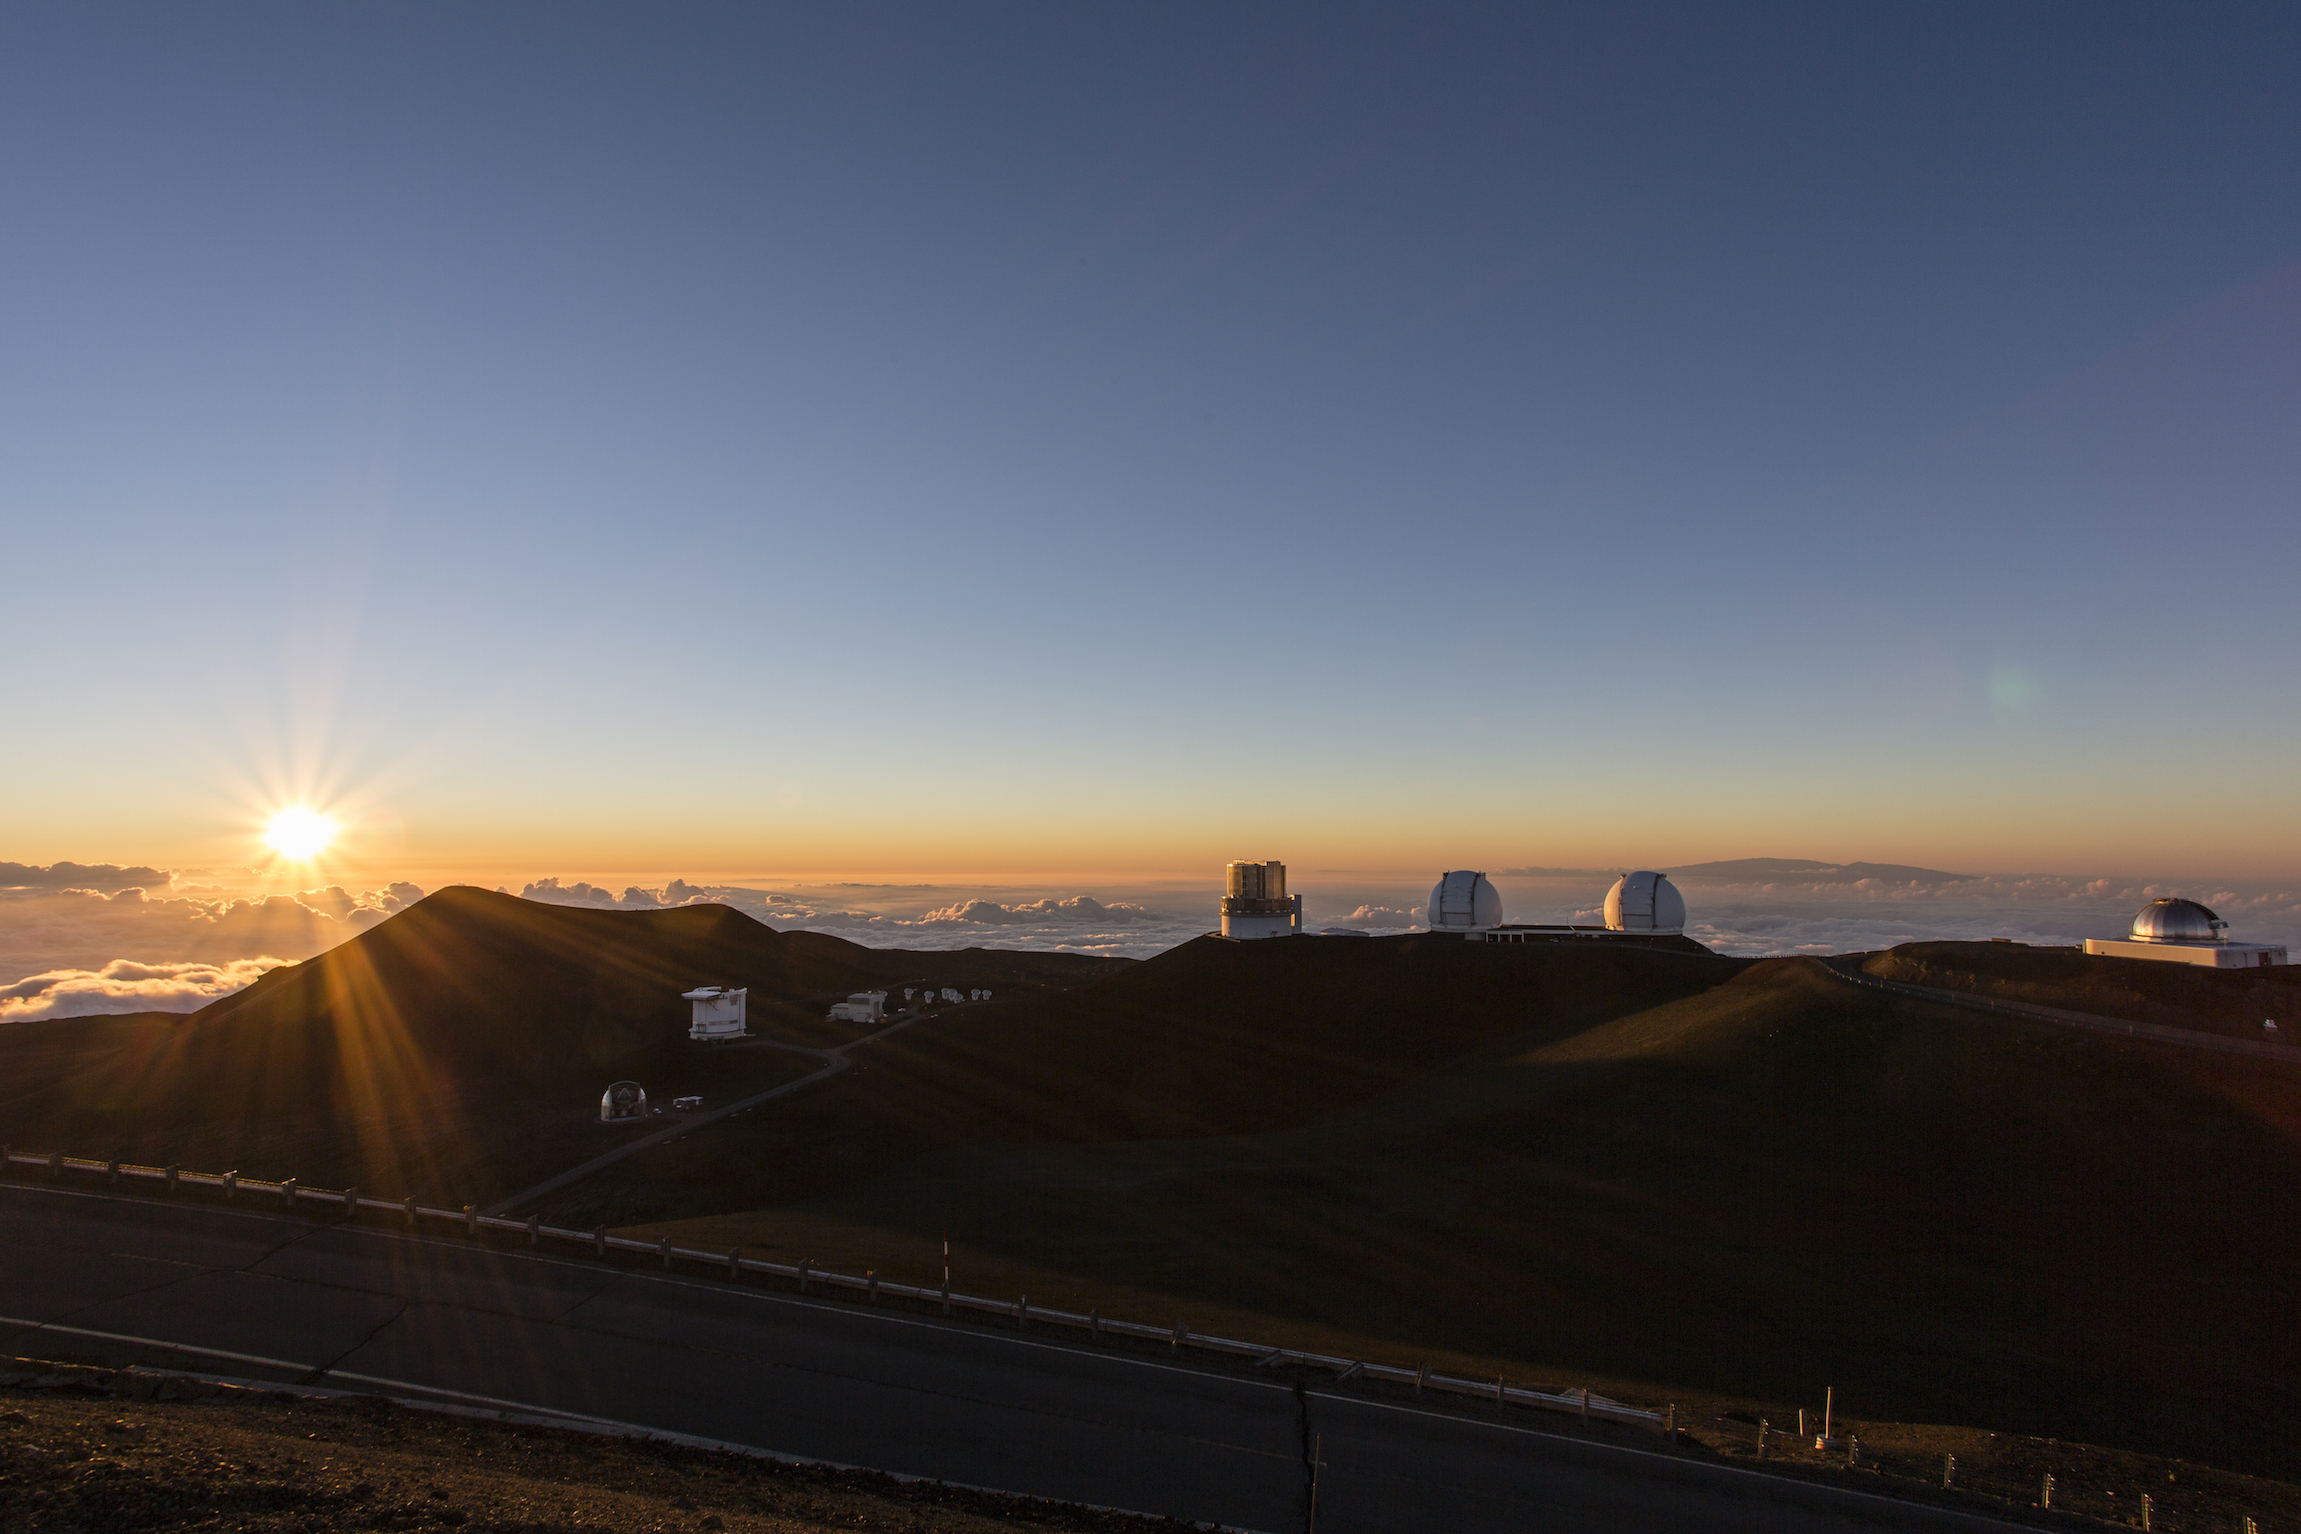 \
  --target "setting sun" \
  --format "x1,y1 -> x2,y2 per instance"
263,806 -> 338,861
